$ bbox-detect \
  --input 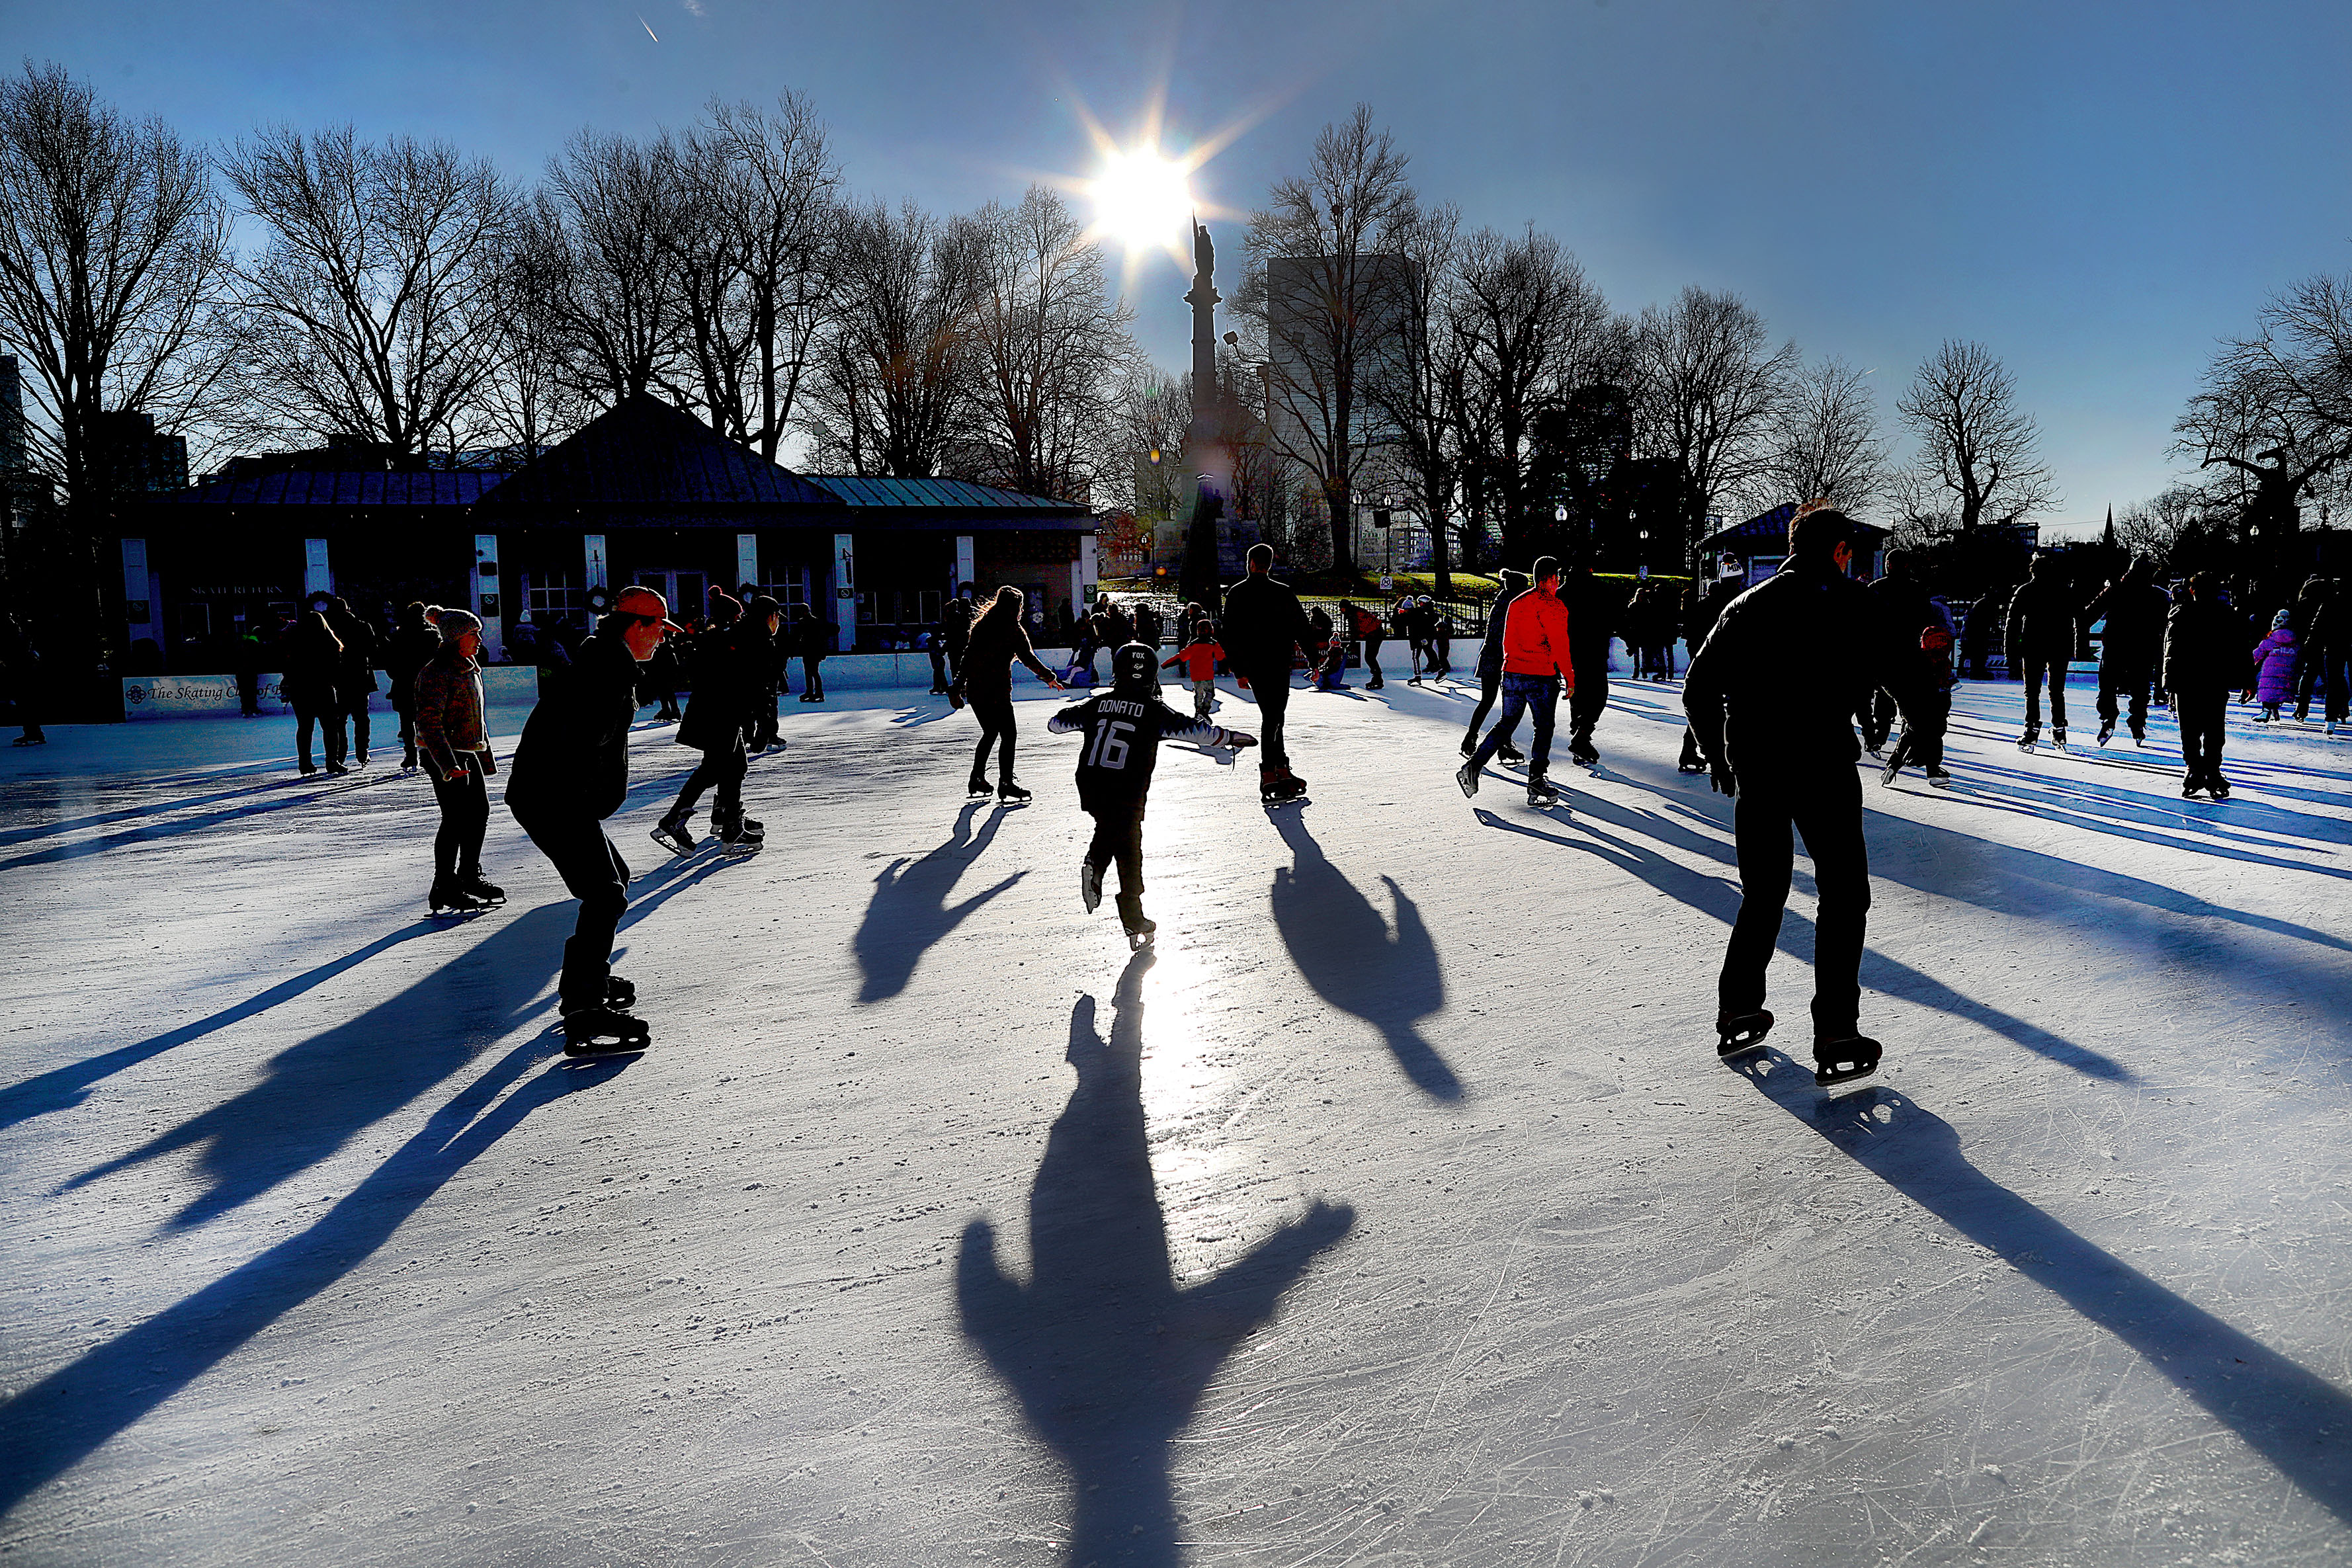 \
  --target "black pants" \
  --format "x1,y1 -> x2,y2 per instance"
2294,646 -> 2347,720
341,697 -> 371,761
1470,673 -> 1558,779
753,690 -> 780,747
1859,688 -> 1898,751
394,704 -> 418,763
1885,689 -> 1951,773
1721,763 -> 1869,1038
1363,634 -> 1384,683
1568,642 -> 1608,737
929,645 -> 949,692
970,690 -> 1018,783
294,703 -> 343,770
513,805 -> 630,1014
1243,667 -> 1293,768
237,671 -> 260,716
1462,669 -> 1523,749
2022,653 -> 2069,731
801,654 -> 823,697
430,753 -> 490,880
1085,800 -> 1148,930
669,735 -> 746,824
2096,660 -> 2153,734
2177,688 -> 2228,784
